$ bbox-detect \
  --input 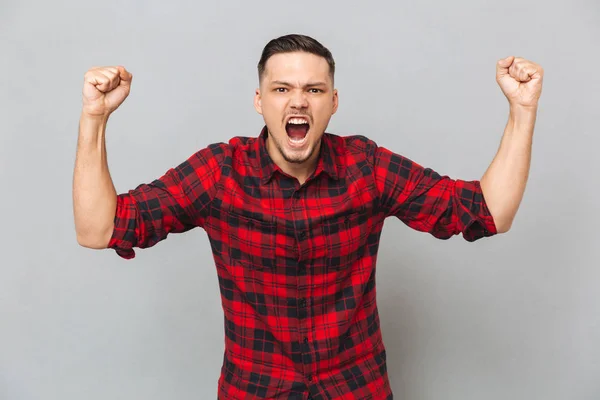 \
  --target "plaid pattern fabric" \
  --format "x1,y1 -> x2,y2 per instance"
109,127 -> 497,399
